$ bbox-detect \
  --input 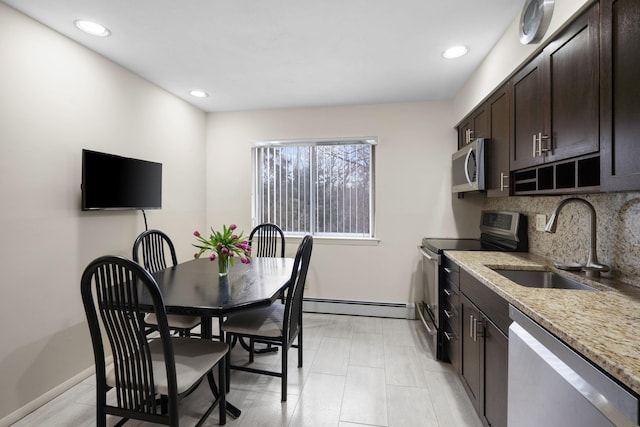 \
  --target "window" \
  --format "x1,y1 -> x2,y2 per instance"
253,138 -> 375,238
